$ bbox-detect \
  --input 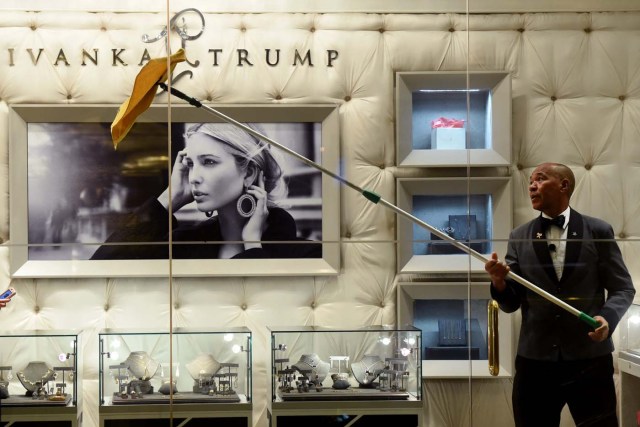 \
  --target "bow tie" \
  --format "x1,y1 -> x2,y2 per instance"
541,215 -> 565,229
